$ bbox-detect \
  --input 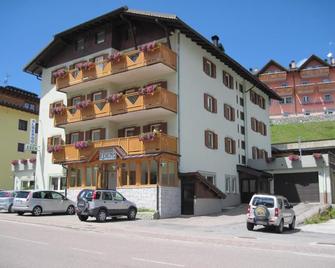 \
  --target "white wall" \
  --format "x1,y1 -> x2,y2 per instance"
194,198 -> 222,216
